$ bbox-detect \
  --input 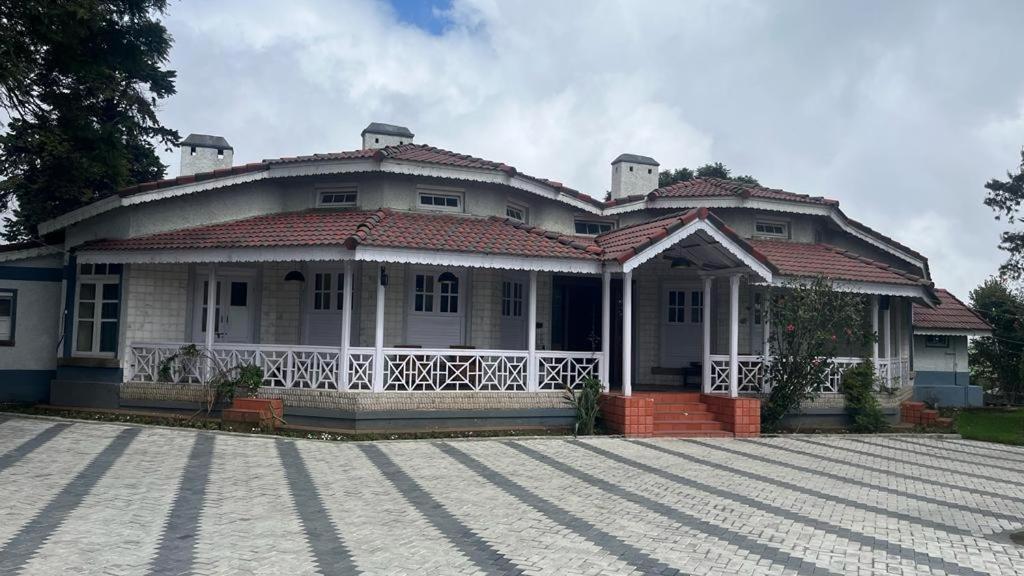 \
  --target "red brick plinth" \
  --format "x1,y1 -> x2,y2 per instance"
700,394 -> 762,437
223,397 -> 284,429
900,401 -> 951,428
599,393 -> 654,437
